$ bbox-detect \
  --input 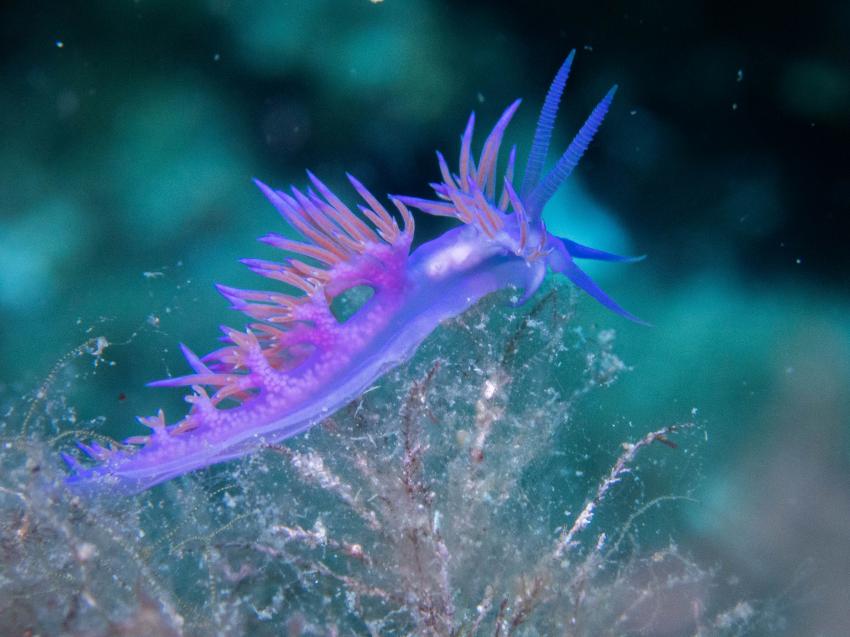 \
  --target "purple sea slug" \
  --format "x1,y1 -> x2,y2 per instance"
64,52 -> 644,493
